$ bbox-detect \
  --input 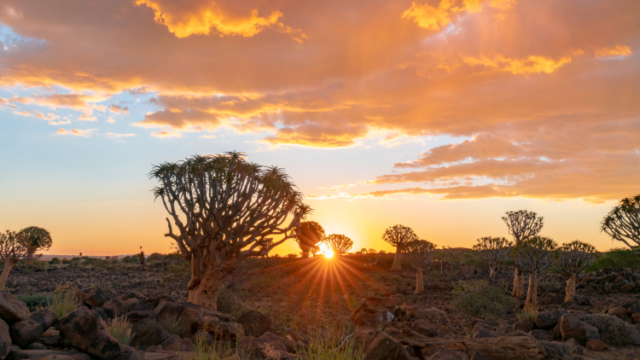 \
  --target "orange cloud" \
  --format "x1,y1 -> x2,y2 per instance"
109,105 -> 129,114
151,130 -> 181,138
106,133 -> 136,138
594,44 -> 632,58
56,128 -> 95,137
402,0 -> 467,31
490,0 -> 516,10
463,54 -> 572,75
